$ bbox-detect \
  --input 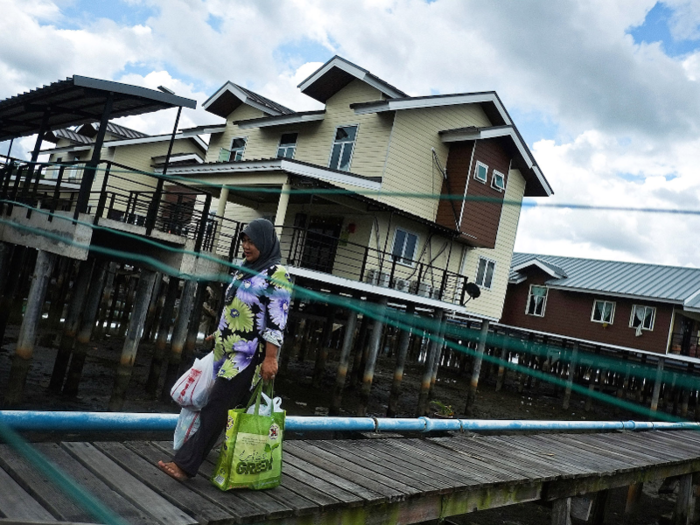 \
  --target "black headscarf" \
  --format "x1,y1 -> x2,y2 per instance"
225,219 -> 282,304
240,218 -> 282,273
